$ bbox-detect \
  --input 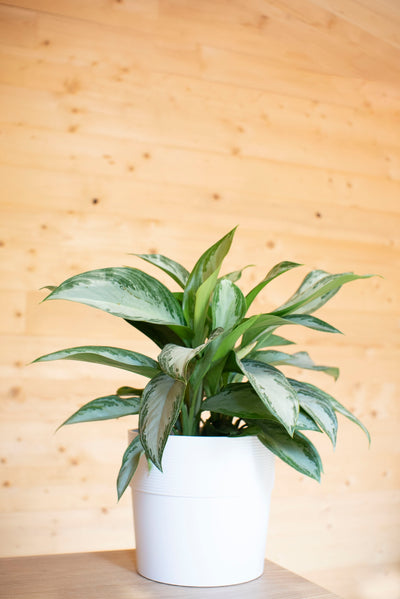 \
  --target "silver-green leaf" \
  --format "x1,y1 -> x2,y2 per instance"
139,373 -> 186,470
60,395 -> 141,427
284,314 -> 342,334
246,261 -> 302,309
256,422 -> 322,481
44,267 -> 187,327
248,350 -> 339,380
158,344 -> 201,383
289,379 -> 370,444
238,359 -> 299,436
212,279 -> 246,331
133,253 -> 189,289
33,346 -> 160,378
274,270 -> 375,316
117,435 -> 143,500
158,331 -> 223,383
289,379 -> 338,447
